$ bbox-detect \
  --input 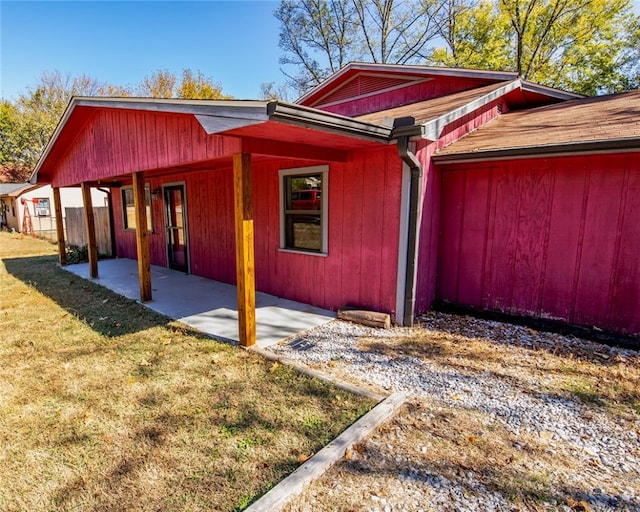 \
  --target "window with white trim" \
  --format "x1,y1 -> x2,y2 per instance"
280,166 -> 328,254
121,185 -> 153,231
